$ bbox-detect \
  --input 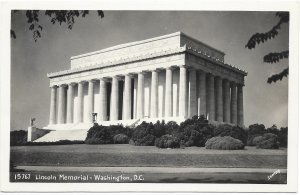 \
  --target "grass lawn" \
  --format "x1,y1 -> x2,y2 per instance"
10,144 -> 287,169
